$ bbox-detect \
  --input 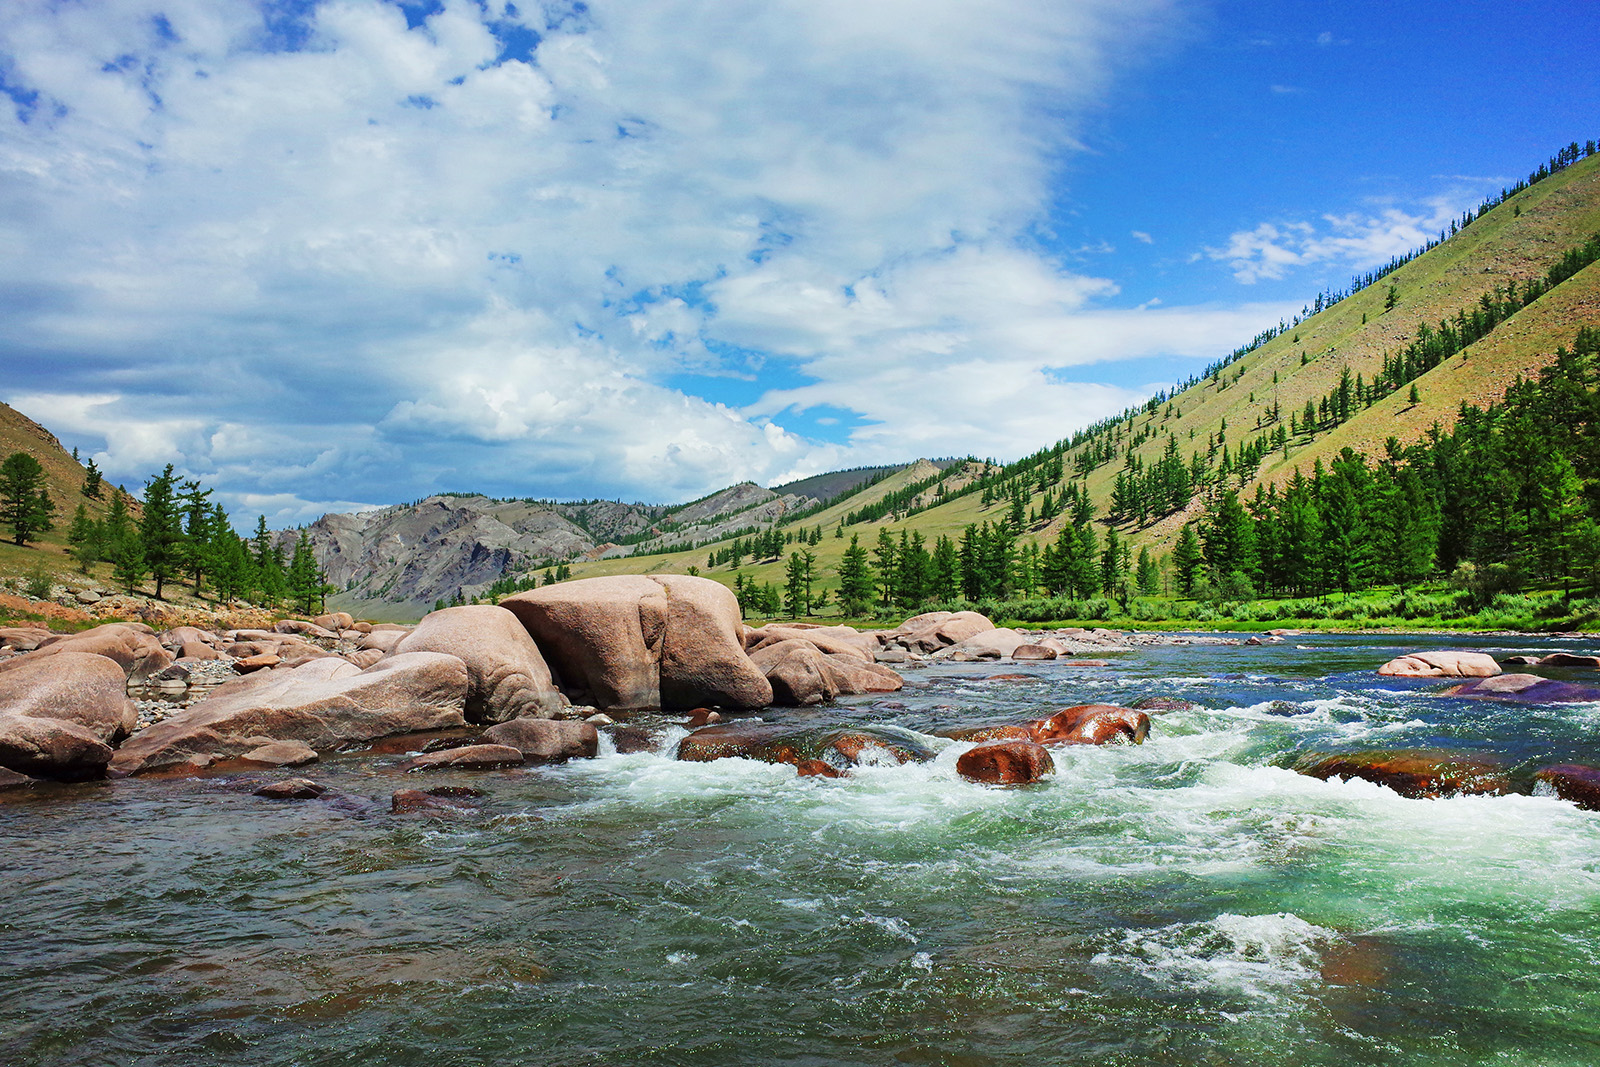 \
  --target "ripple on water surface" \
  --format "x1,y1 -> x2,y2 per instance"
6,635 -> 1600,1065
